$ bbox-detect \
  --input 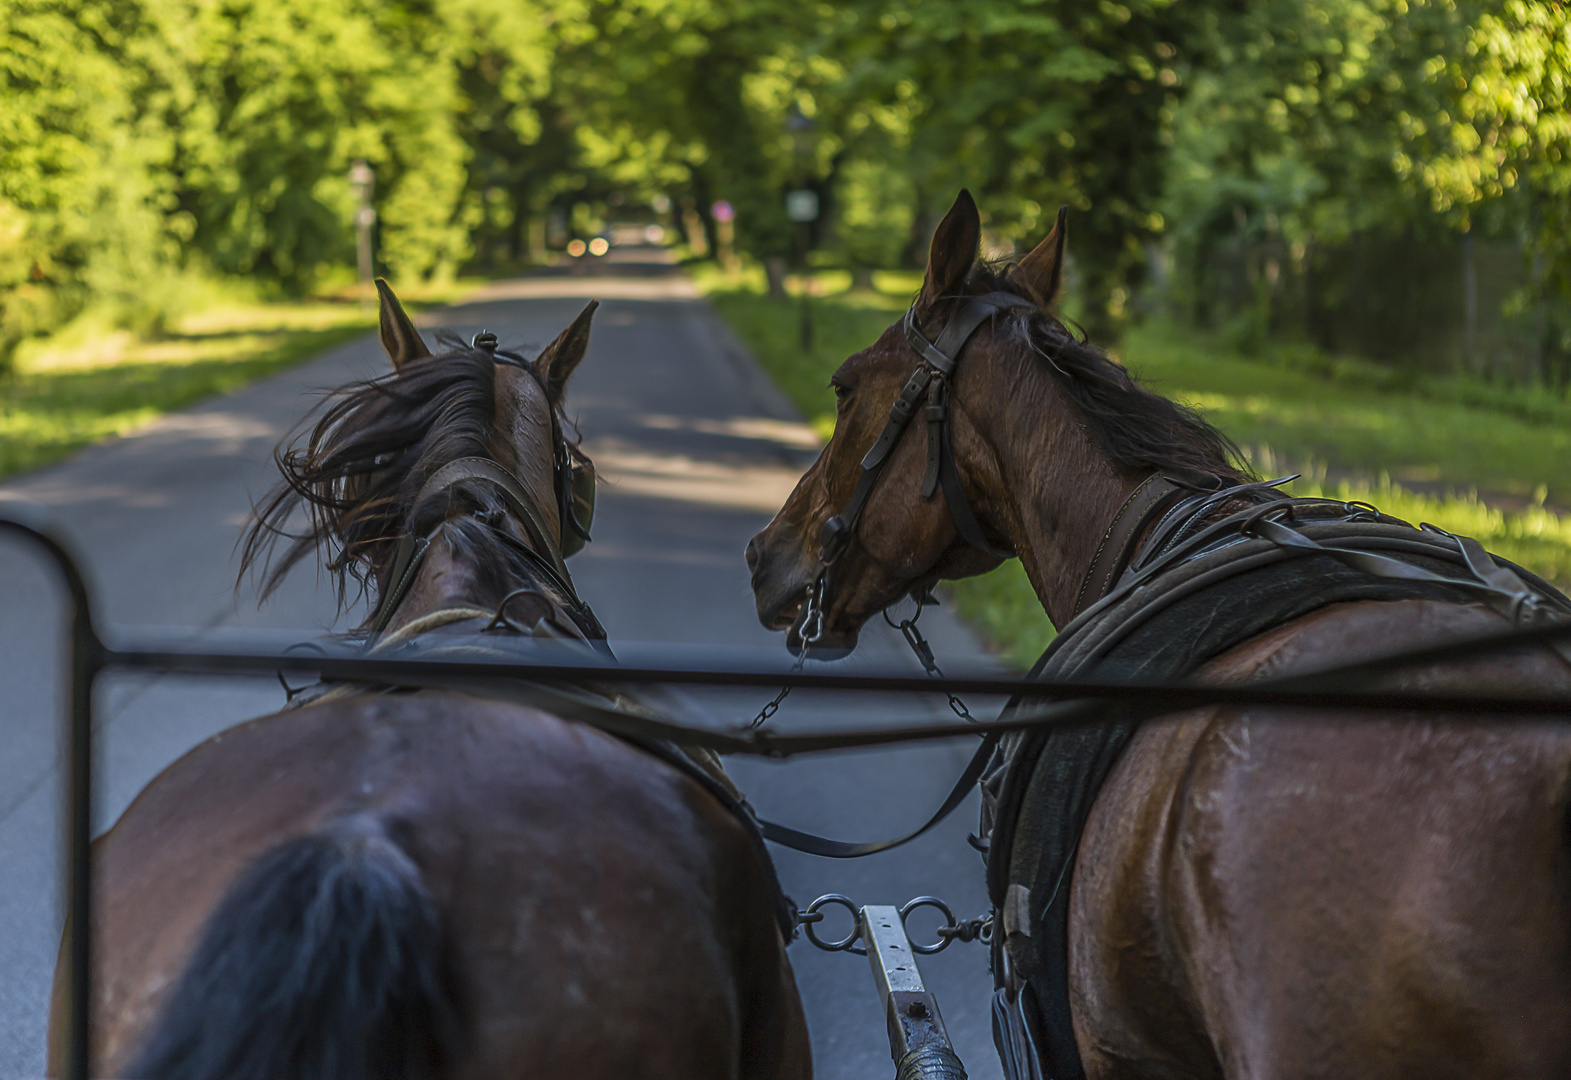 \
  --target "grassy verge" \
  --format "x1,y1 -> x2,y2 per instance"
0,279 -> 483,482
1122,320 -> 1569,507
695,264 -> 1571,666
